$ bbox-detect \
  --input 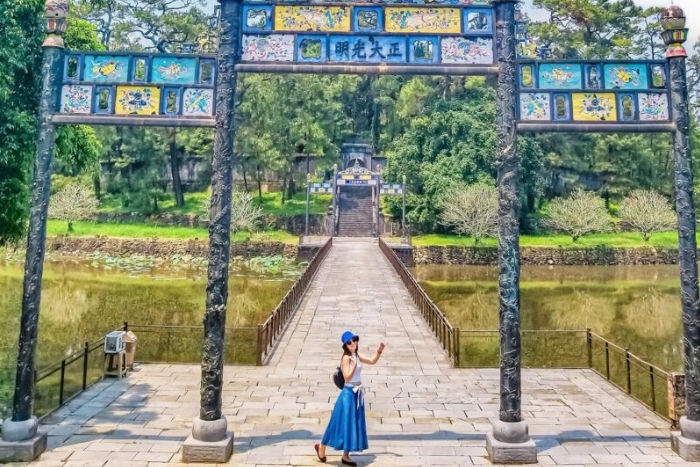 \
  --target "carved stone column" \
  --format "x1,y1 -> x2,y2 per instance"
664,5 -> 700,461
0,0 -> 66,462
485,0 -> 536,463
182,0 -> 240,462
